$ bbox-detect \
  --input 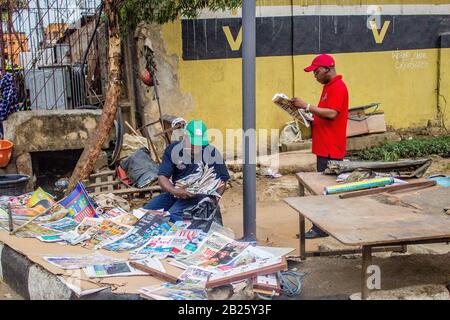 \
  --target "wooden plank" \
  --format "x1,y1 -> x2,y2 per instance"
339,180 -> 436,199
130,261 -> 180,284
107,175 -> 114,192
85,180 -> 122,189
89,170 -> 115,178
94,177 -> 102,194
90,185 -> 161,196
284,186 -> 450,246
